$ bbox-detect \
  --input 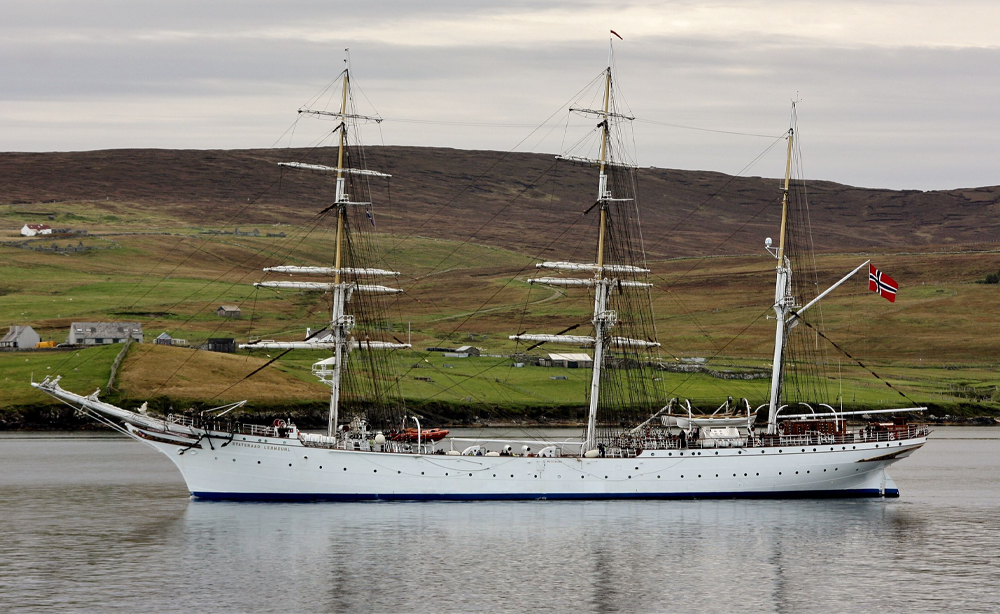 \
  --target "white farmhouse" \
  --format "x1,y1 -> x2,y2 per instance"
0,325 -> 41,349
21,224 -> 53,237
67,322 -> 143,345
